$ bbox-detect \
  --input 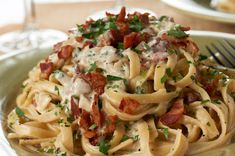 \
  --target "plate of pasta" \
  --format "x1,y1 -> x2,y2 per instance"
161,0 -> 235,24
1,7 -> 235,156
